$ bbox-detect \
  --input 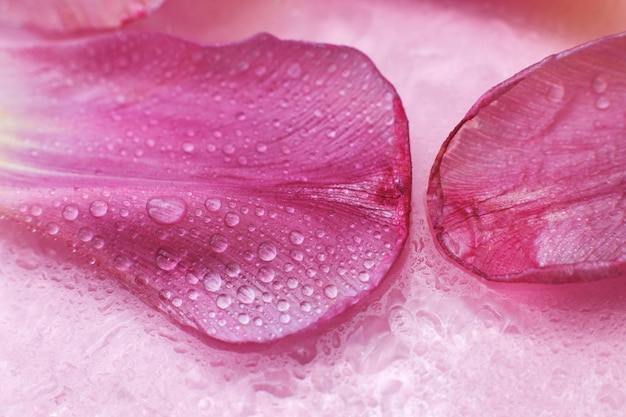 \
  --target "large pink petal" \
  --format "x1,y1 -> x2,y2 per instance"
428,32 -> 626,283
0,0 -> 164,32
0,32 -> 411,343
